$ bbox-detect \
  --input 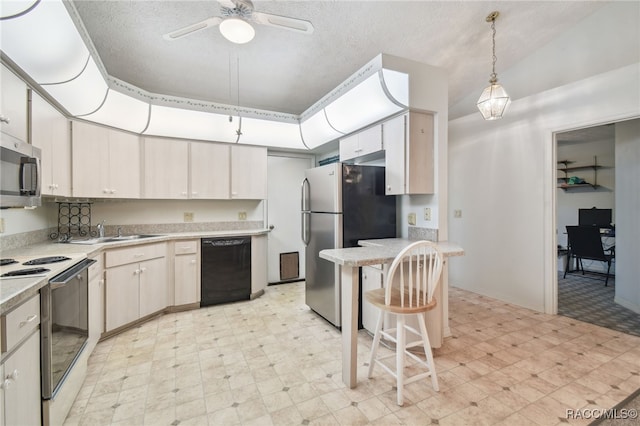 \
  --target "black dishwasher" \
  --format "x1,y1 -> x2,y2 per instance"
201,237 -> 252,307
